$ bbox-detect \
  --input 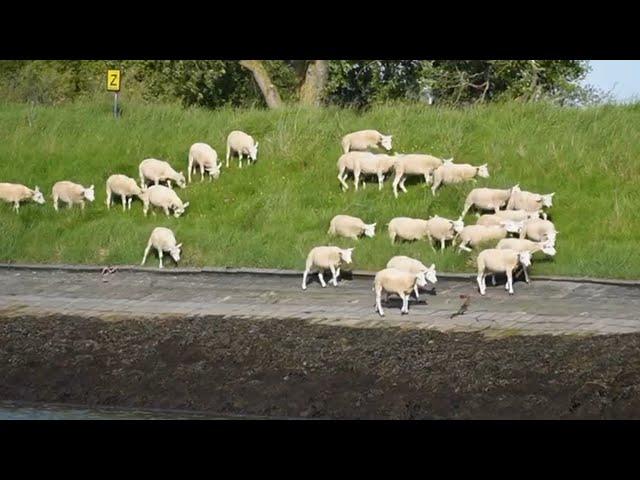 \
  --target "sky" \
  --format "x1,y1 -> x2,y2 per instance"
583,60 -> 640,102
